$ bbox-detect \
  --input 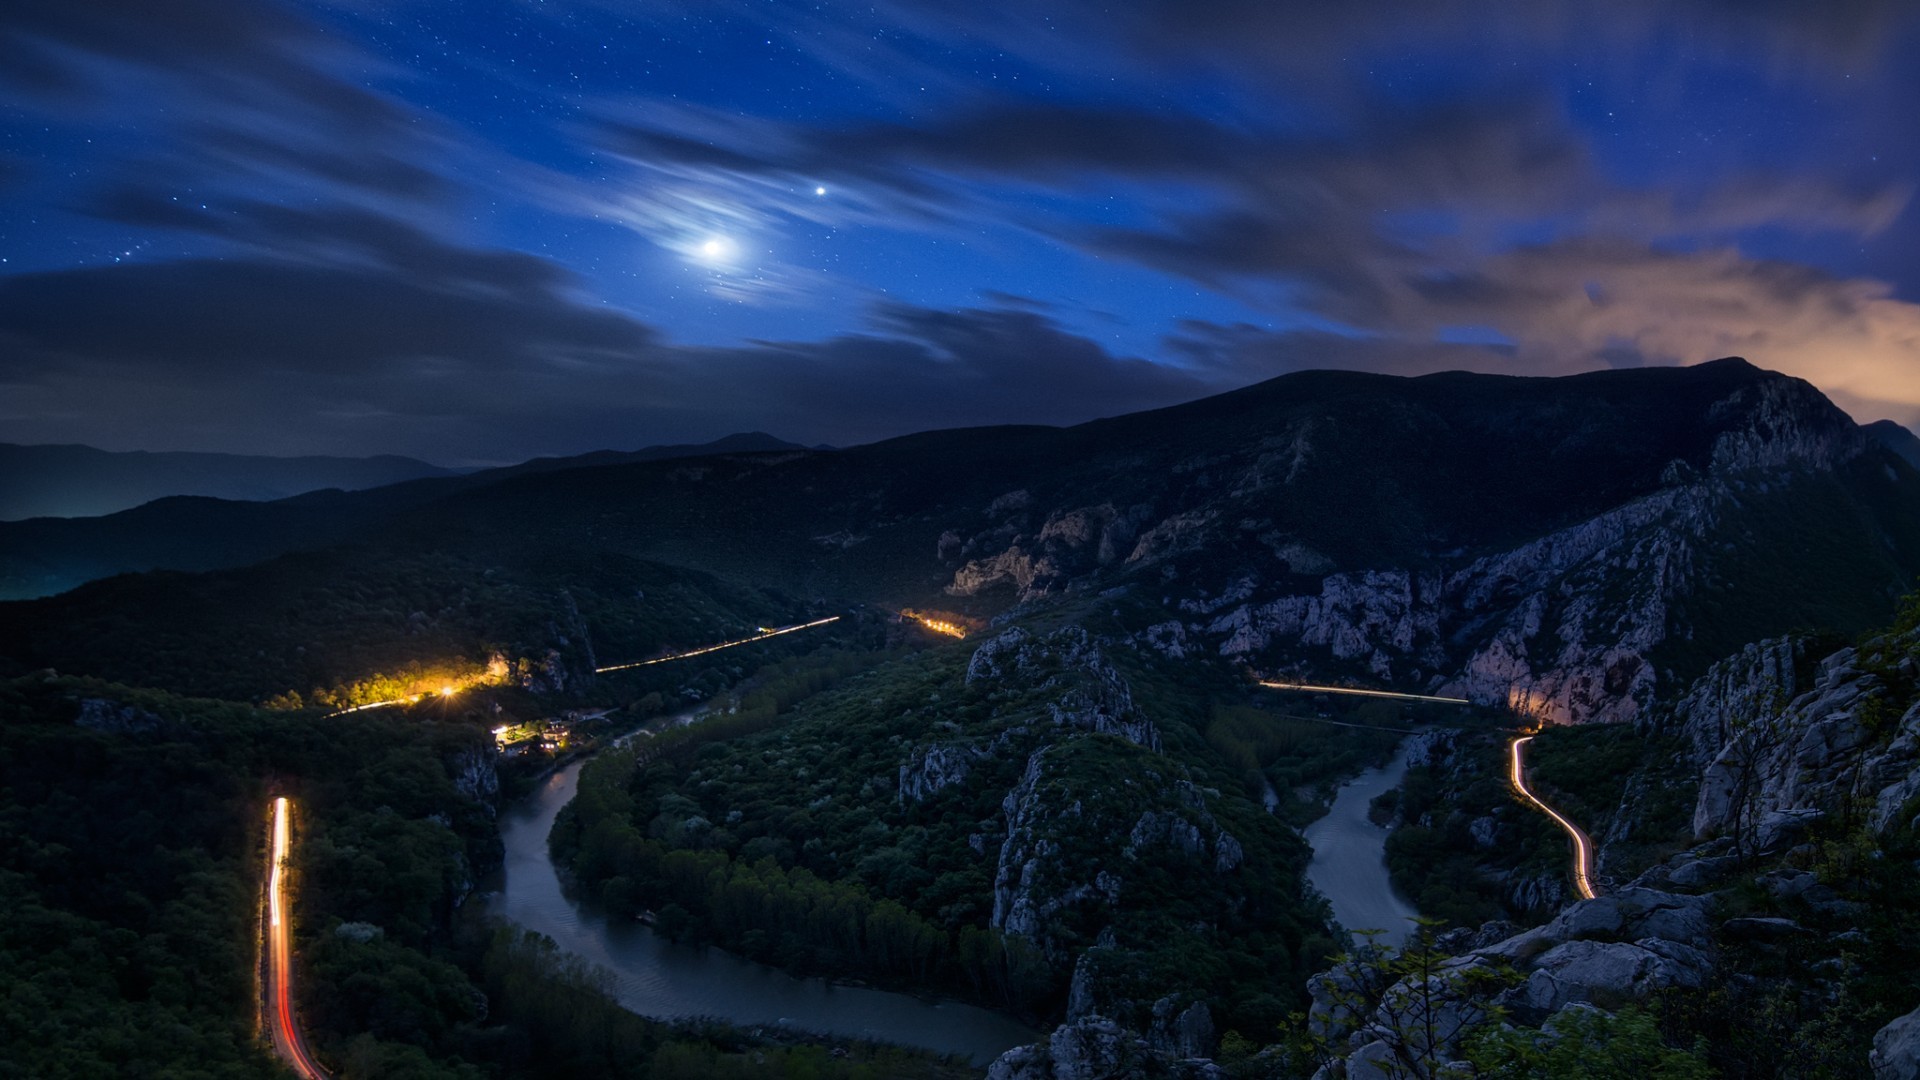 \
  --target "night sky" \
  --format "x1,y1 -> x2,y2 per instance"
3,1 -> 1919,464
